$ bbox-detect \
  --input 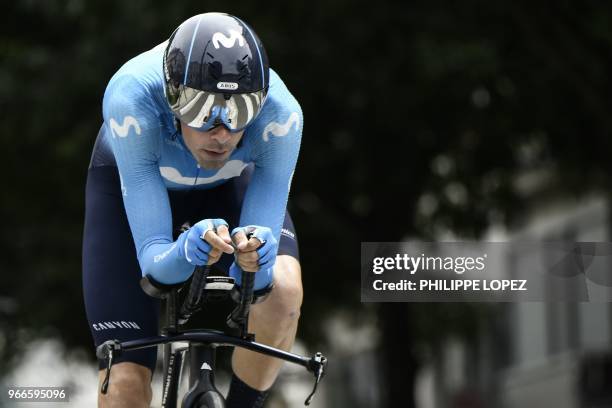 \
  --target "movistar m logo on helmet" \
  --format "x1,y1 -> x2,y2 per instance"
217,82 -> 239,91
212,29 -> 246,49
